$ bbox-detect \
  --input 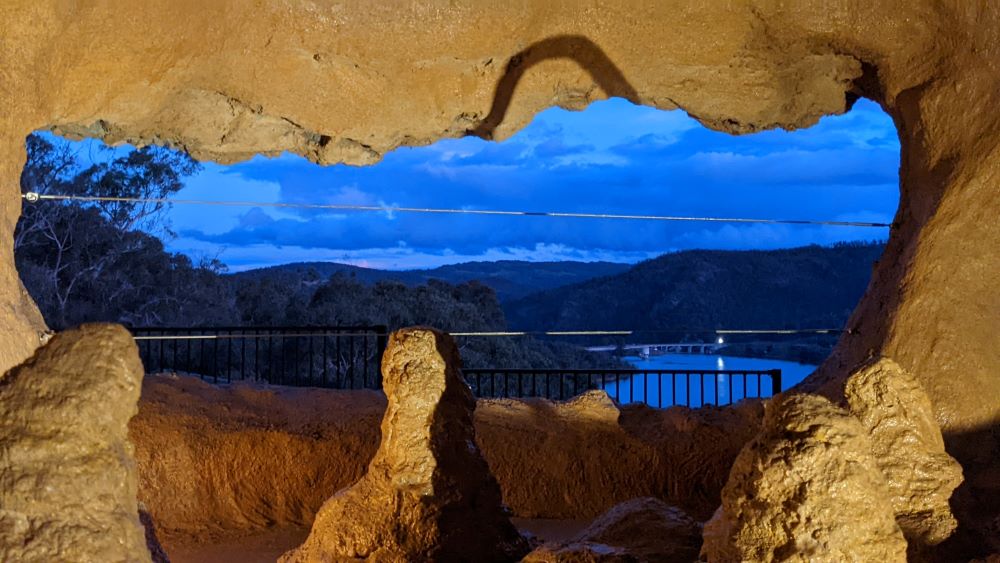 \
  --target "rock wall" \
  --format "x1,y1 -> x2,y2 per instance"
131,374 -> 762,541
